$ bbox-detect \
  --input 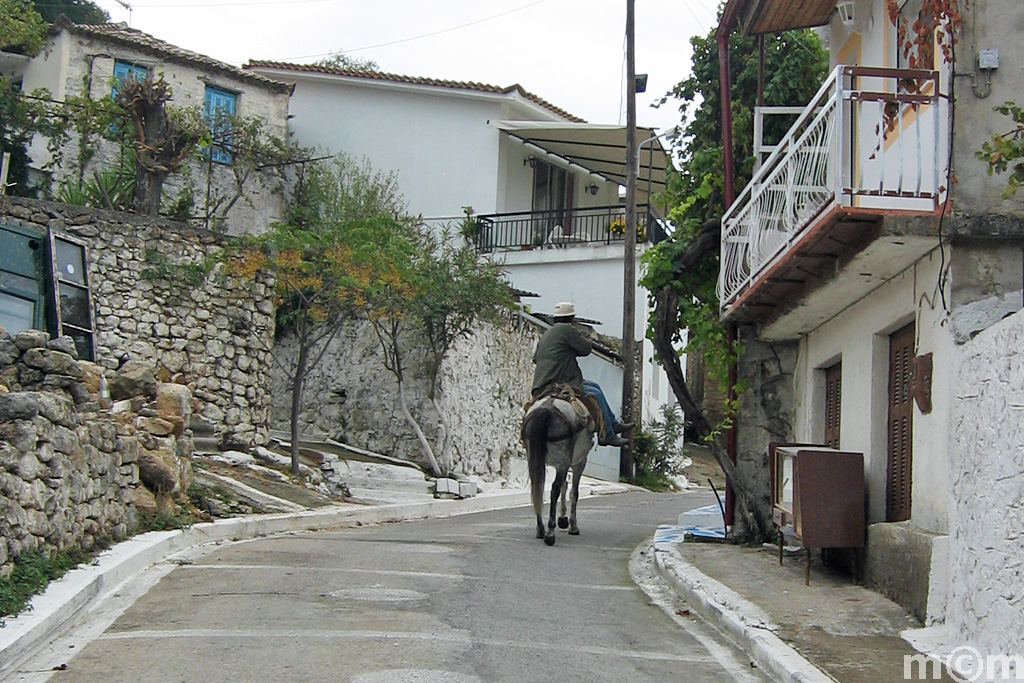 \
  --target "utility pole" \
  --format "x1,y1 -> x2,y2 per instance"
620,0 -> 637,480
